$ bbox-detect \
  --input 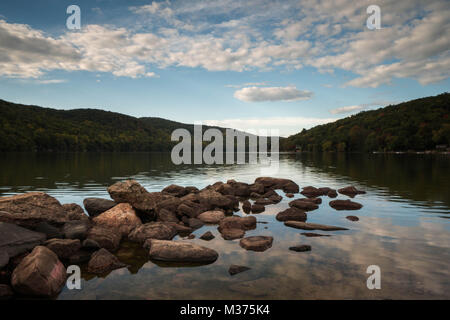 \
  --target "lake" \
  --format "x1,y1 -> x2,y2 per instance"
1,152 -> 449,300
